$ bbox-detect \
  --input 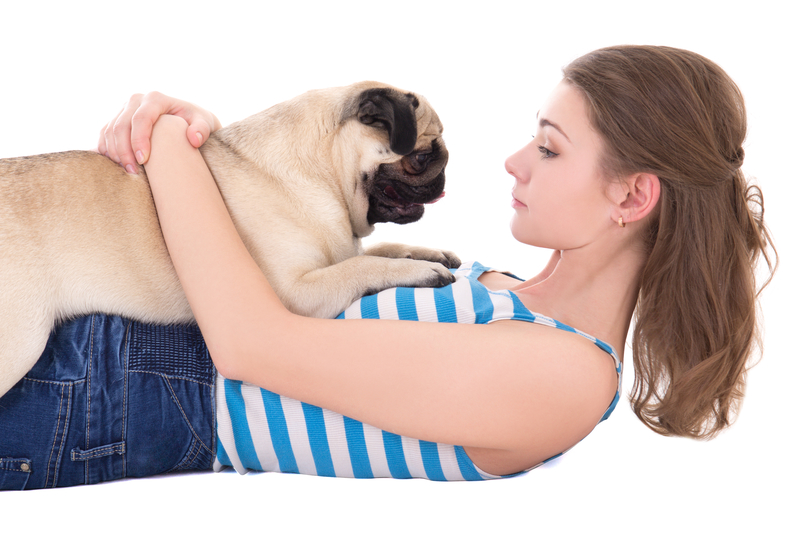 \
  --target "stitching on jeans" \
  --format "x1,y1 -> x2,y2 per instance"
130,370 -> 213,388
0,458 -> 32,473
210,373 -> 217,460
161,375 -> 213,454
169,438 -> 198,473
21,377 -> 86,386
71,443 -> 126,461
45,382 -> 64,487
122,321 -> 131,479
85,316 -> 95,482
182,441 -> 197,470
189,437 -> 203,466
182,438 -> 204,471
52,382 -> 72,488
